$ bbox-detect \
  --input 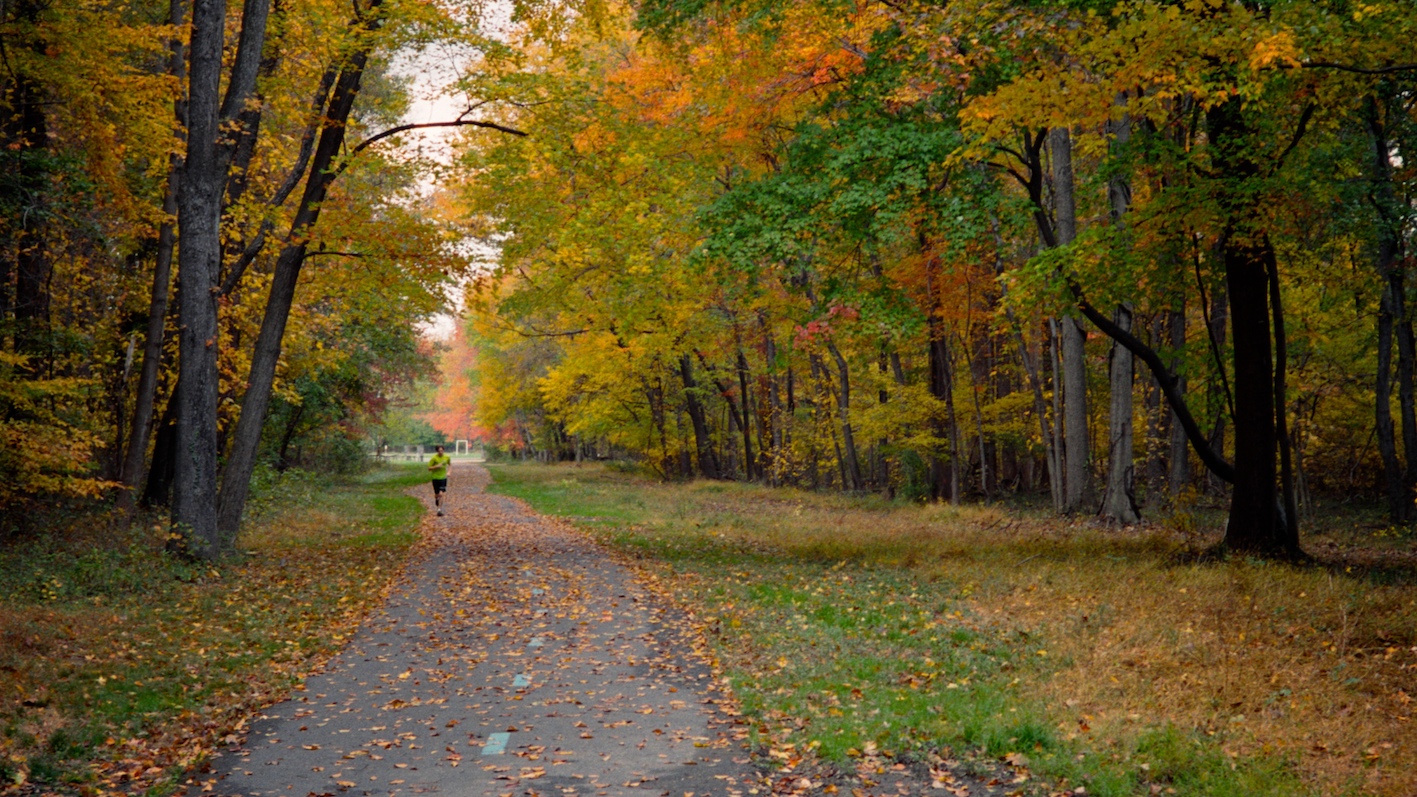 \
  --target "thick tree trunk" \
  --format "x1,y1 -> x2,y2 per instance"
678,354 -> 719,479
1050,128 -> 1092,512
172,0 -> 270,556
1220,233 -> 1285,553
173,0 -> 230,558
1205,97 -> 1297,556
